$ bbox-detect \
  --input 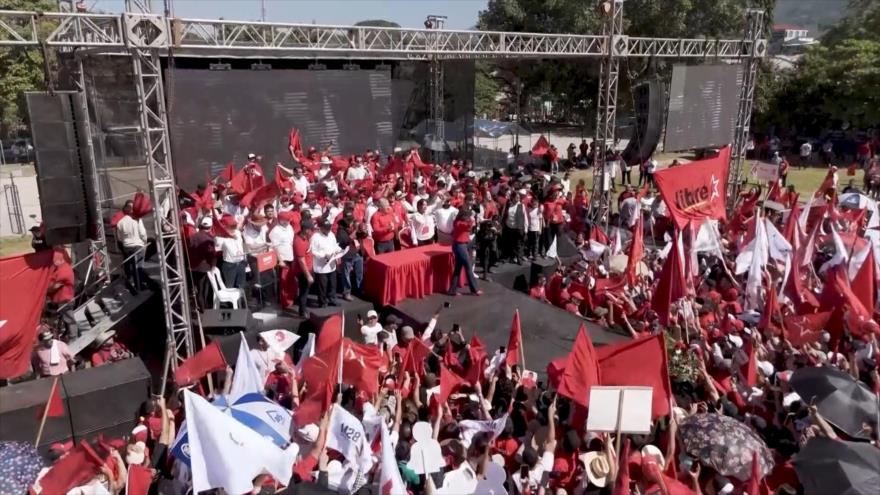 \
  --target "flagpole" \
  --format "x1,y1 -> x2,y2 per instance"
338,312 -> 344,386
35,376 -> 60,447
